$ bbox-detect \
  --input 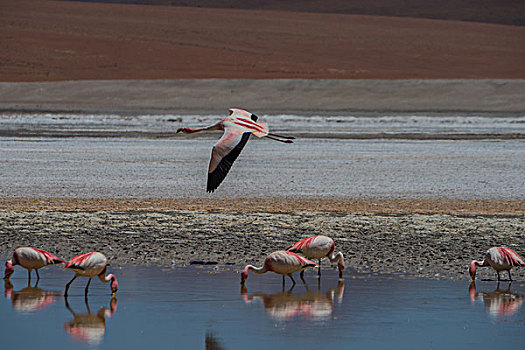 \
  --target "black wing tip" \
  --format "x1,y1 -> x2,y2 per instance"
205,132 -> 251,193
69,264 -> 85,270
251,113 -> 258,122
